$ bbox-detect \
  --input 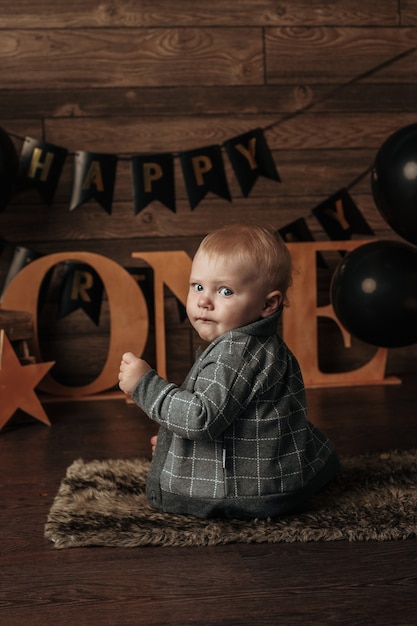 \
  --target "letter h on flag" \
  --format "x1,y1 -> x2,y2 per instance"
17,137 -> 68,205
